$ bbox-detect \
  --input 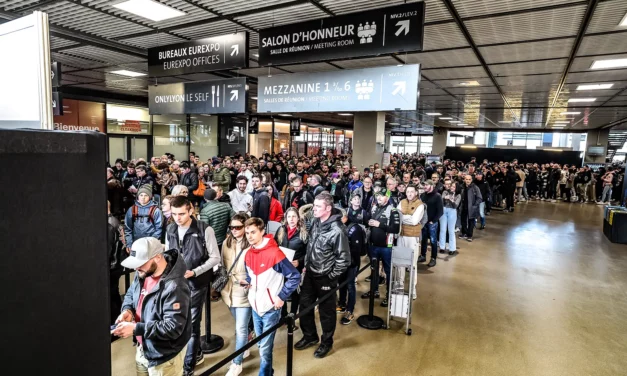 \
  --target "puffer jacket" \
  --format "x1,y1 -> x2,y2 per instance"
121,250 -> 191,367
220,238 -> 250,308
304,209 -> 350,280
213,166 -> 232,193
124,200 -> 163,246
